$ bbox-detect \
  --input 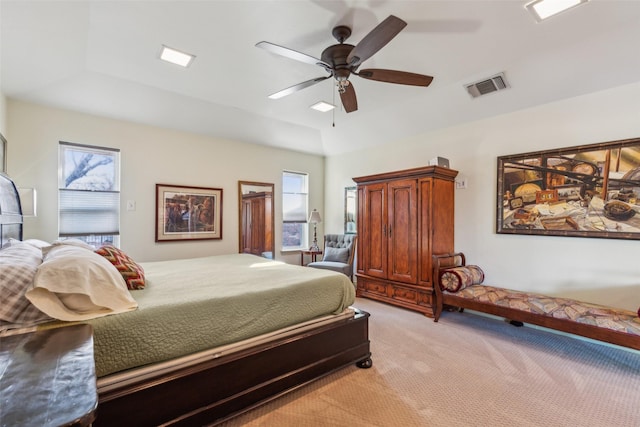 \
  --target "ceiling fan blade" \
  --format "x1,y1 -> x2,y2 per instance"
357,69 -> 433,87
347,15 -> 407,67
339,83 -> 358,113
268,76 -> 330,99
256,41 -> 330,69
